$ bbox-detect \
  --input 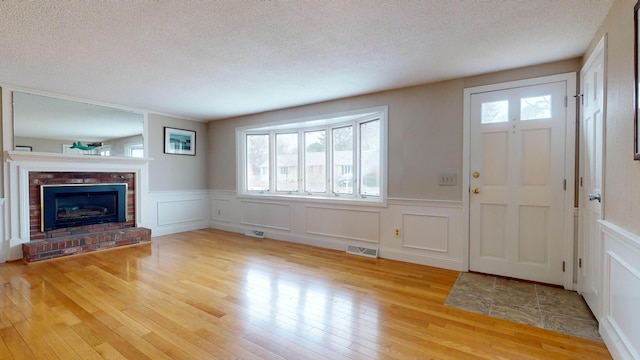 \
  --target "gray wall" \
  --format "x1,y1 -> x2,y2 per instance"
586,0 -> 640,234
207,59 -> 580,201
148,113 -> 208,191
